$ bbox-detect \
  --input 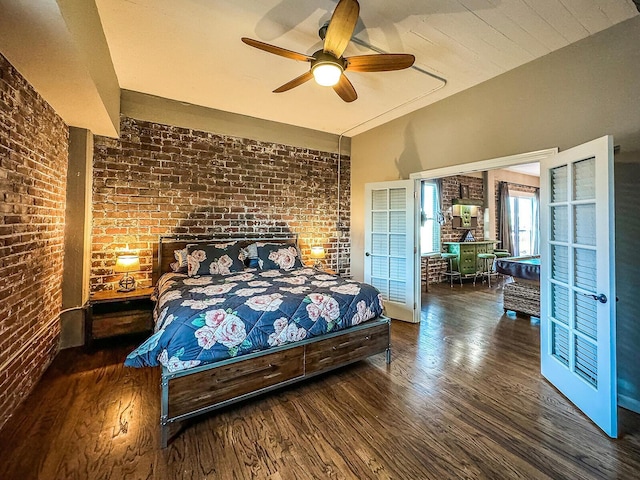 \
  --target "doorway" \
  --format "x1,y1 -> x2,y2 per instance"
414,150 -> 555,292
410,139 -> 619,438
